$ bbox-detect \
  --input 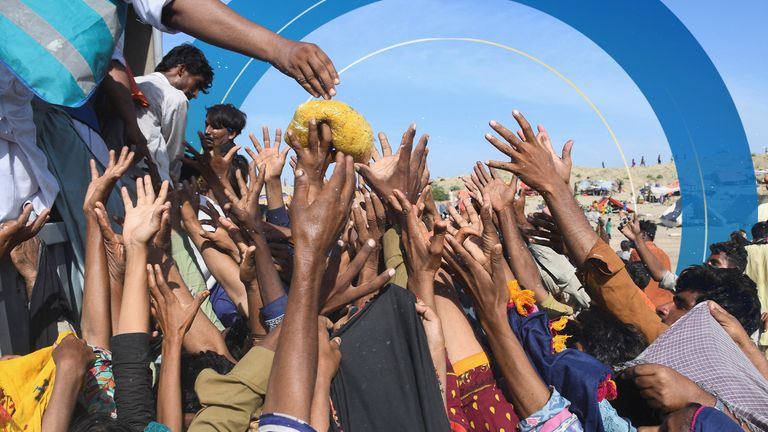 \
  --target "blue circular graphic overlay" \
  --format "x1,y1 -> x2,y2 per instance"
190,0 -> 756,272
